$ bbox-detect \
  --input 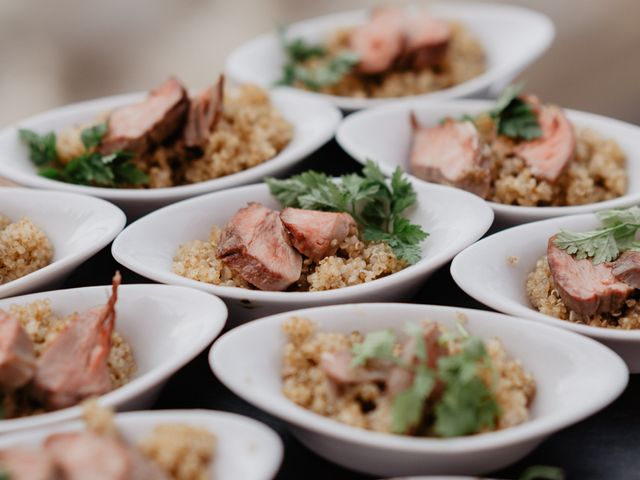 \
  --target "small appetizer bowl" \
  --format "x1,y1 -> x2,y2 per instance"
336,99 -> 640,224
111,181 -> 493,323
451,213 -> 640,372
0,410 -> 283,480
0,284 -> 227,433
0,88 -> 341,217
0,188 -> 126,299
209,303 -> 627,476
225,2 -> 554,111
